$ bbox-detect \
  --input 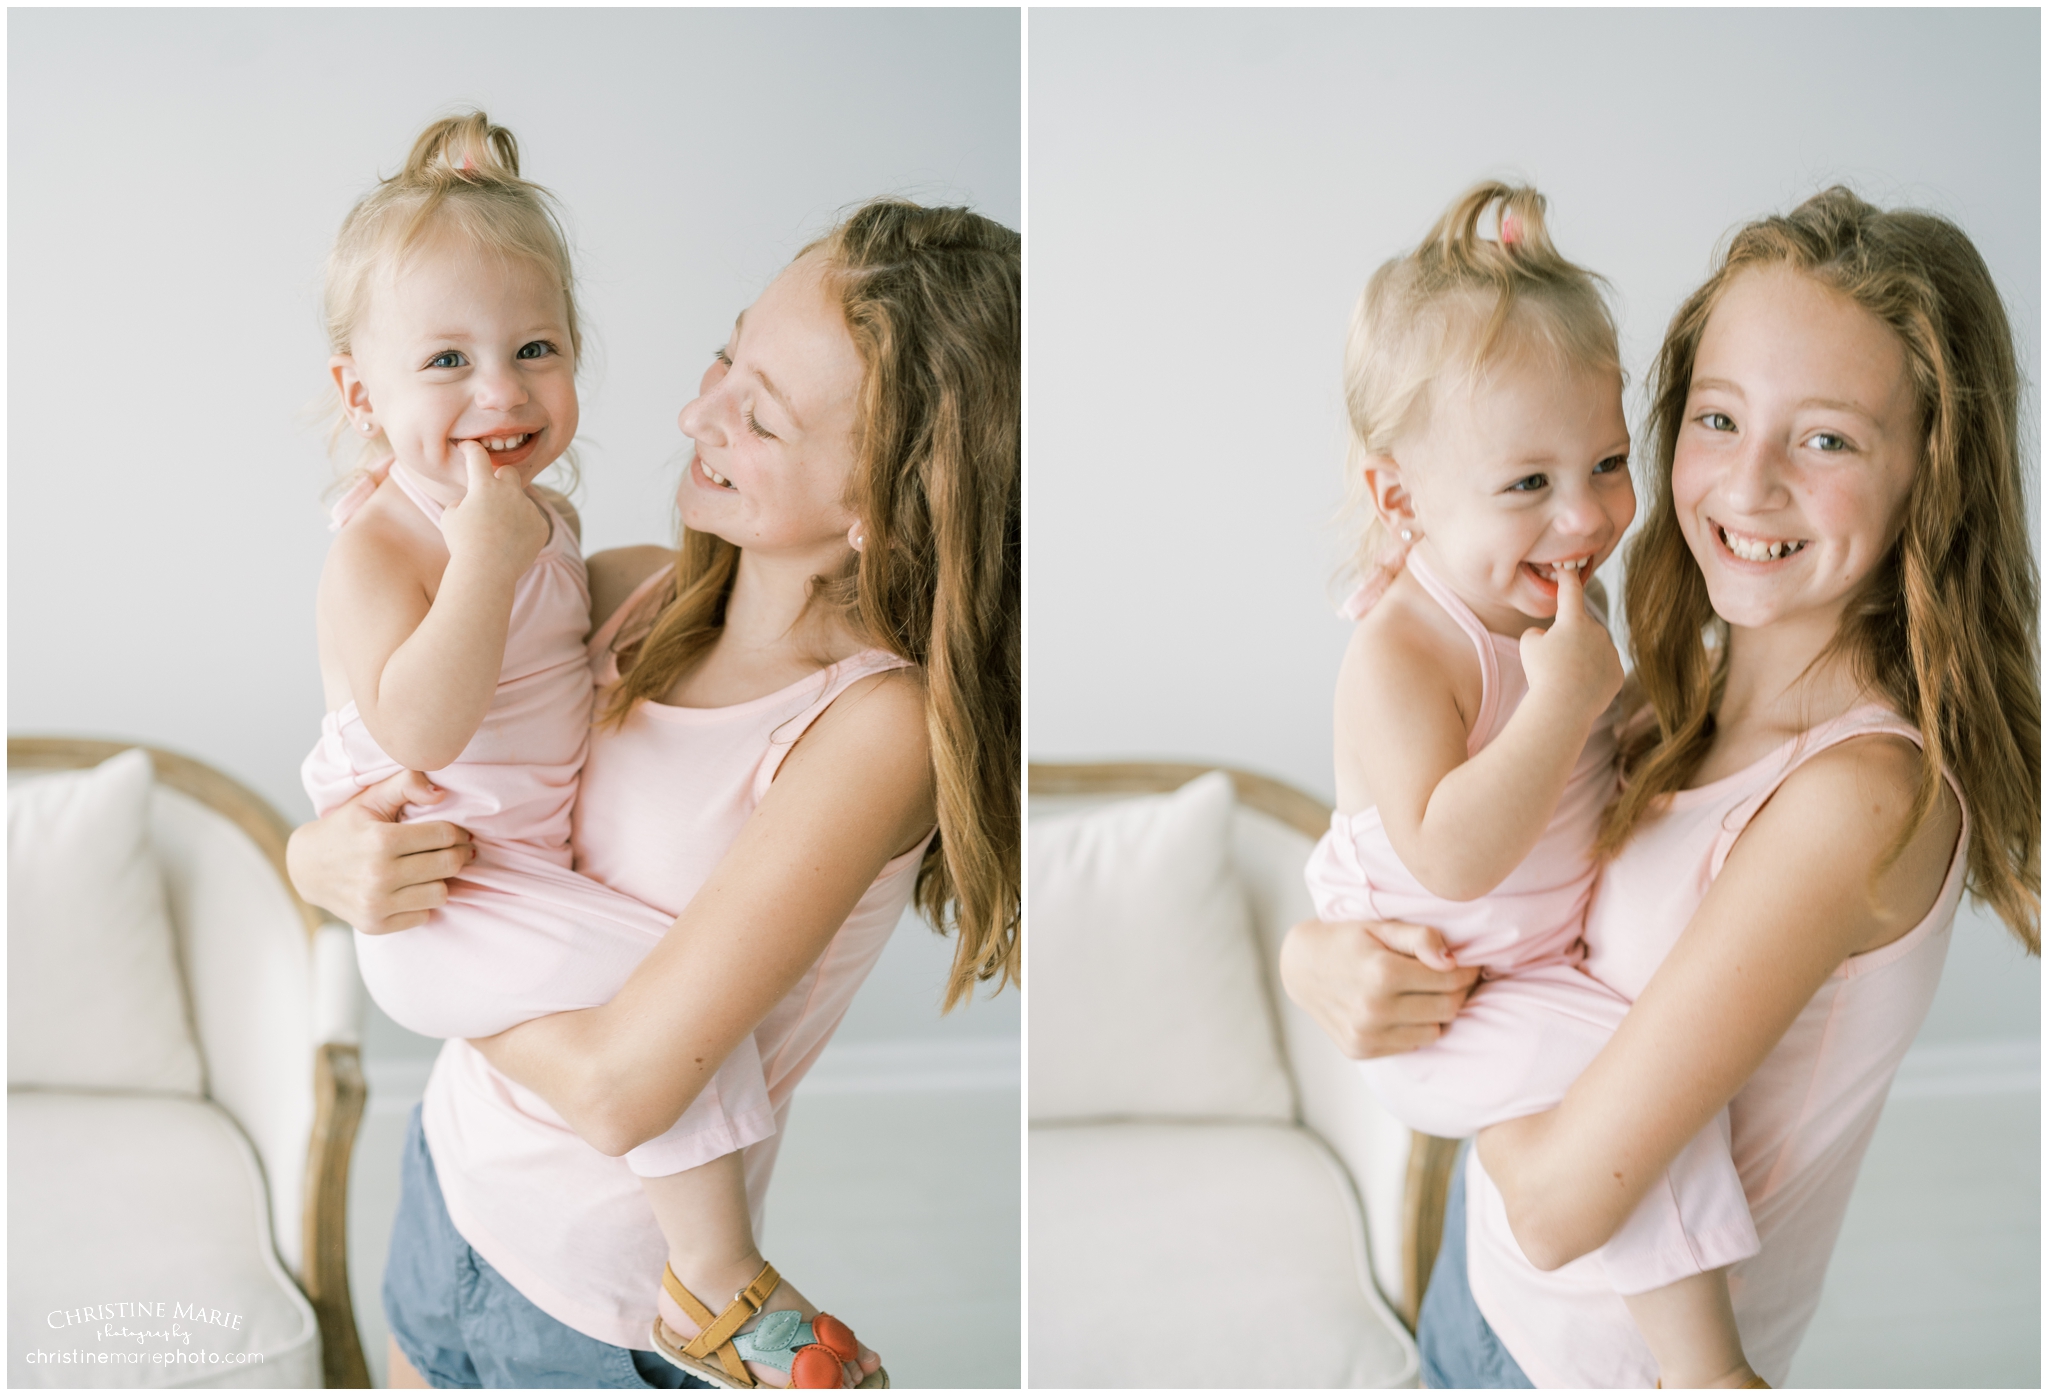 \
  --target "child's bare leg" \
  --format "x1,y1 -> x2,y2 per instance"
643,1151 -> 880,1387
1622,1267 -> 1765,1388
